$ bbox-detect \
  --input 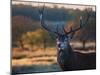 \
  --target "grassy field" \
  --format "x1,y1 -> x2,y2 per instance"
12,64 -> 62,75
12,47 -> 61,74
12,41 -> 96,74
12,47 -> 57,66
